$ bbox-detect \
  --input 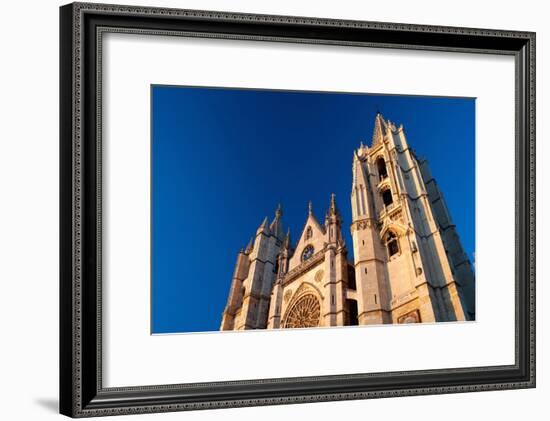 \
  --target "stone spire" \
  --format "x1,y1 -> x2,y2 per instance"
371,112 -> 387,147
244,237 -> 254,254
256,216 -> 271,236
269,204 -> 285,240
325,193 -> 343,244
282,228 -> 292,250
326,193 -> 342,222
275,227 -> 293,279
329,193 -> 339,216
